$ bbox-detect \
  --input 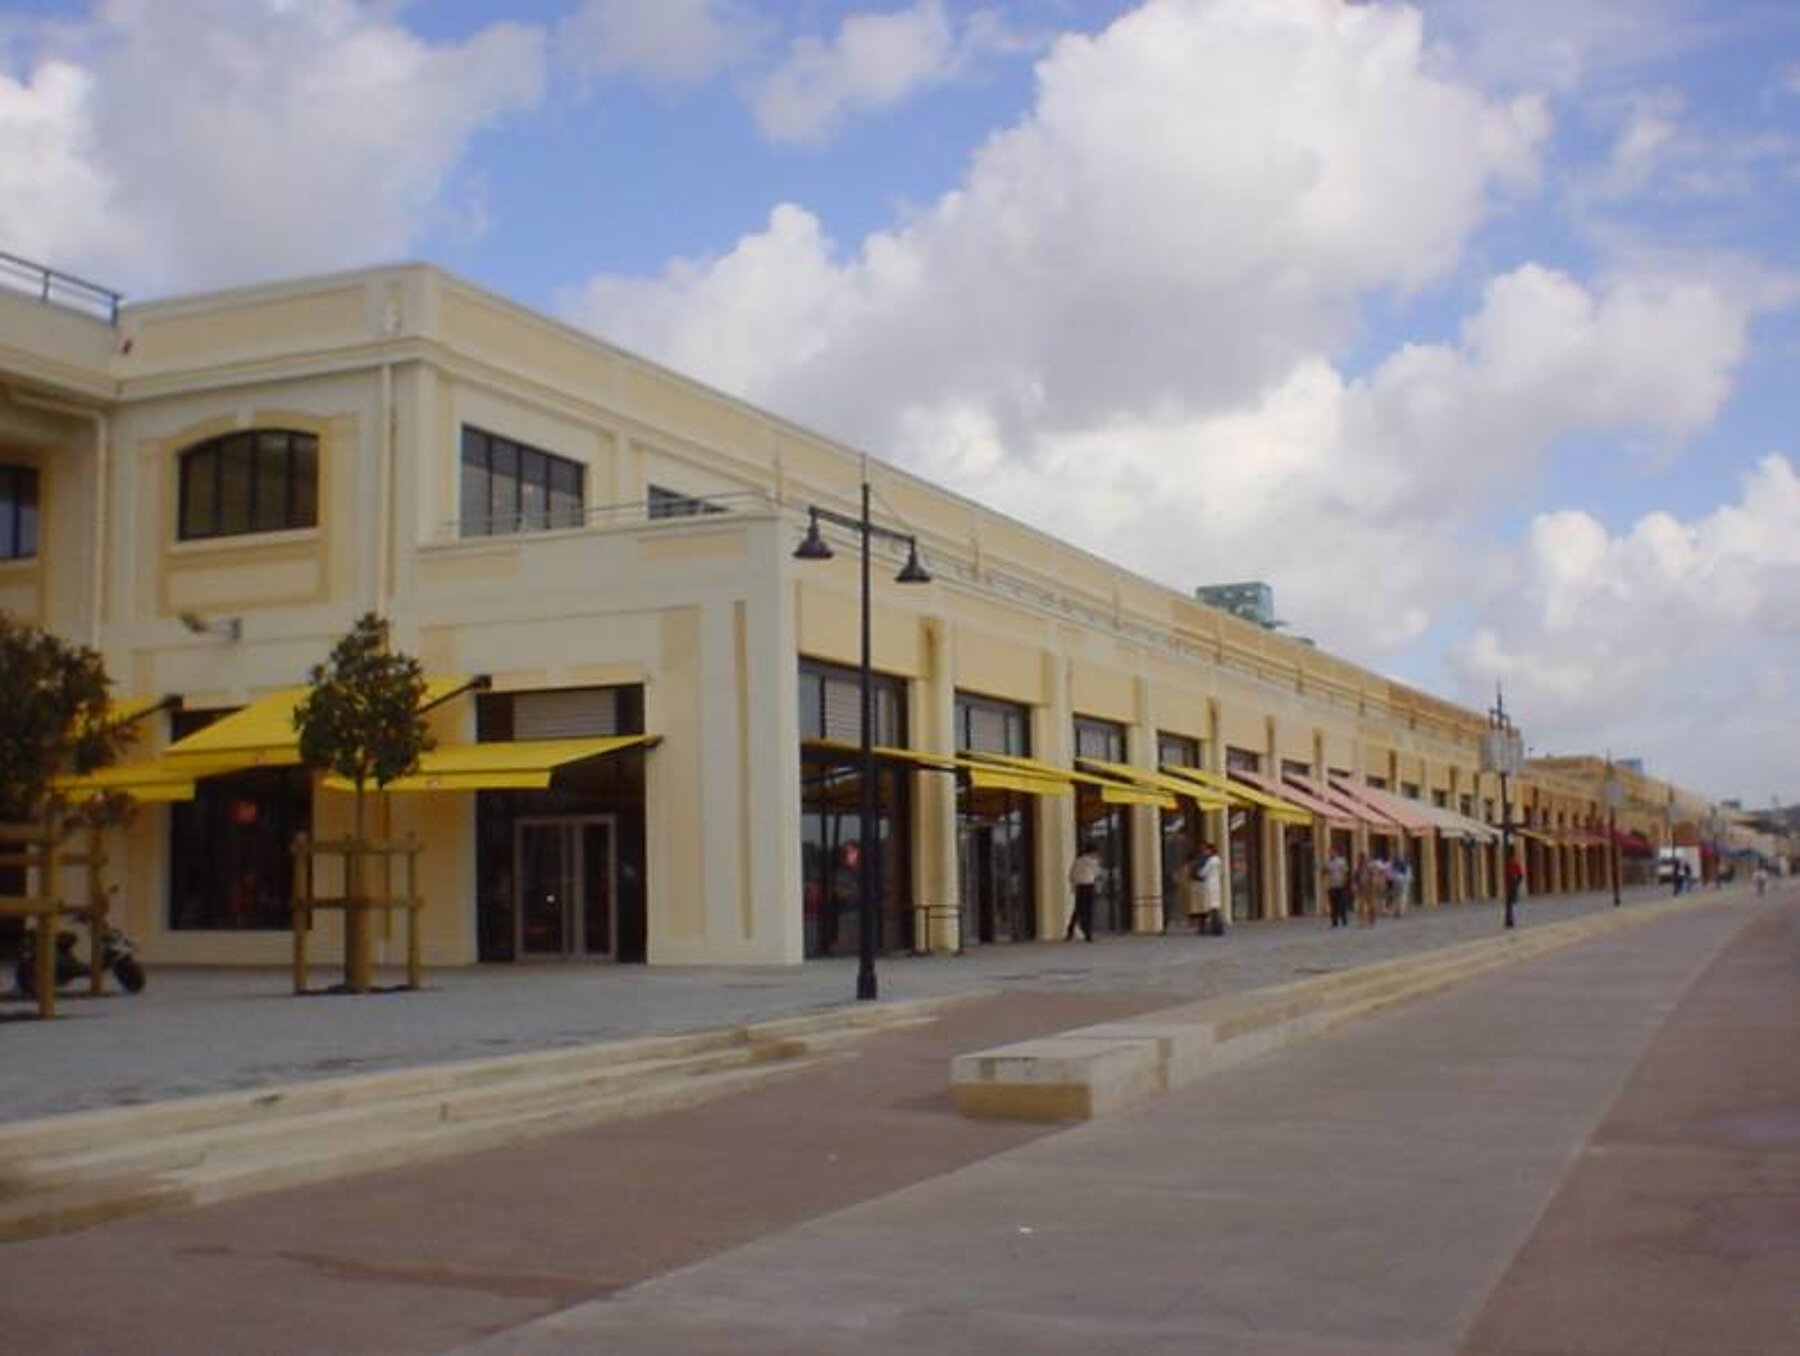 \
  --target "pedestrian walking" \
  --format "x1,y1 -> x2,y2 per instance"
1189,842 -> 1224,936
1388,854 -> 1411,917
1065,841 -> 1100,942
1355,852 -> 1383,928
1325,850 -> 1351,927
1754,864 -> 1769,896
